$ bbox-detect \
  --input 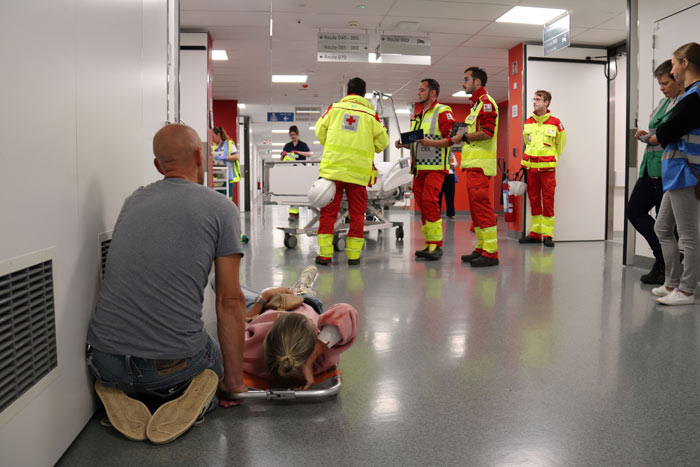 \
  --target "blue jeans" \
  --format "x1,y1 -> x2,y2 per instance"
241,285 -> 324,315
86,334 -> 223,413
